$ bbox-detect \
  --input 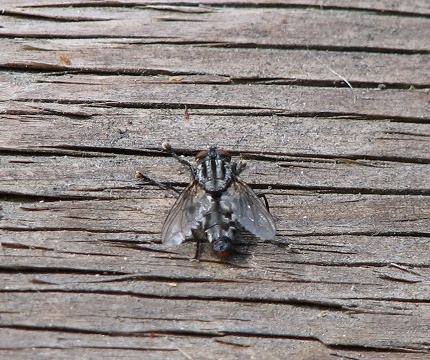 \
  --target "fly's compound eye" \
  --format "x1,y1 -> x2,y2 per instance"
212,237 -> 233,259
195,150 -> 208,161
218,149 -> 232,161
218,149 -> 231,157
